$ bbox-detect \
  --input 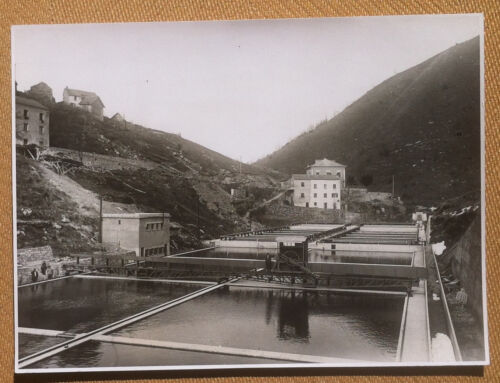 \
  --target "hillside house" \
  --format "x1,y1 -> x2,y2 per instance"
27,82 -> 54,105
102,213 -> 170,257
15,96 -> 50,148
291,158 -> 345,210
111,113 -> 125,122
63,87 -> 105,121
